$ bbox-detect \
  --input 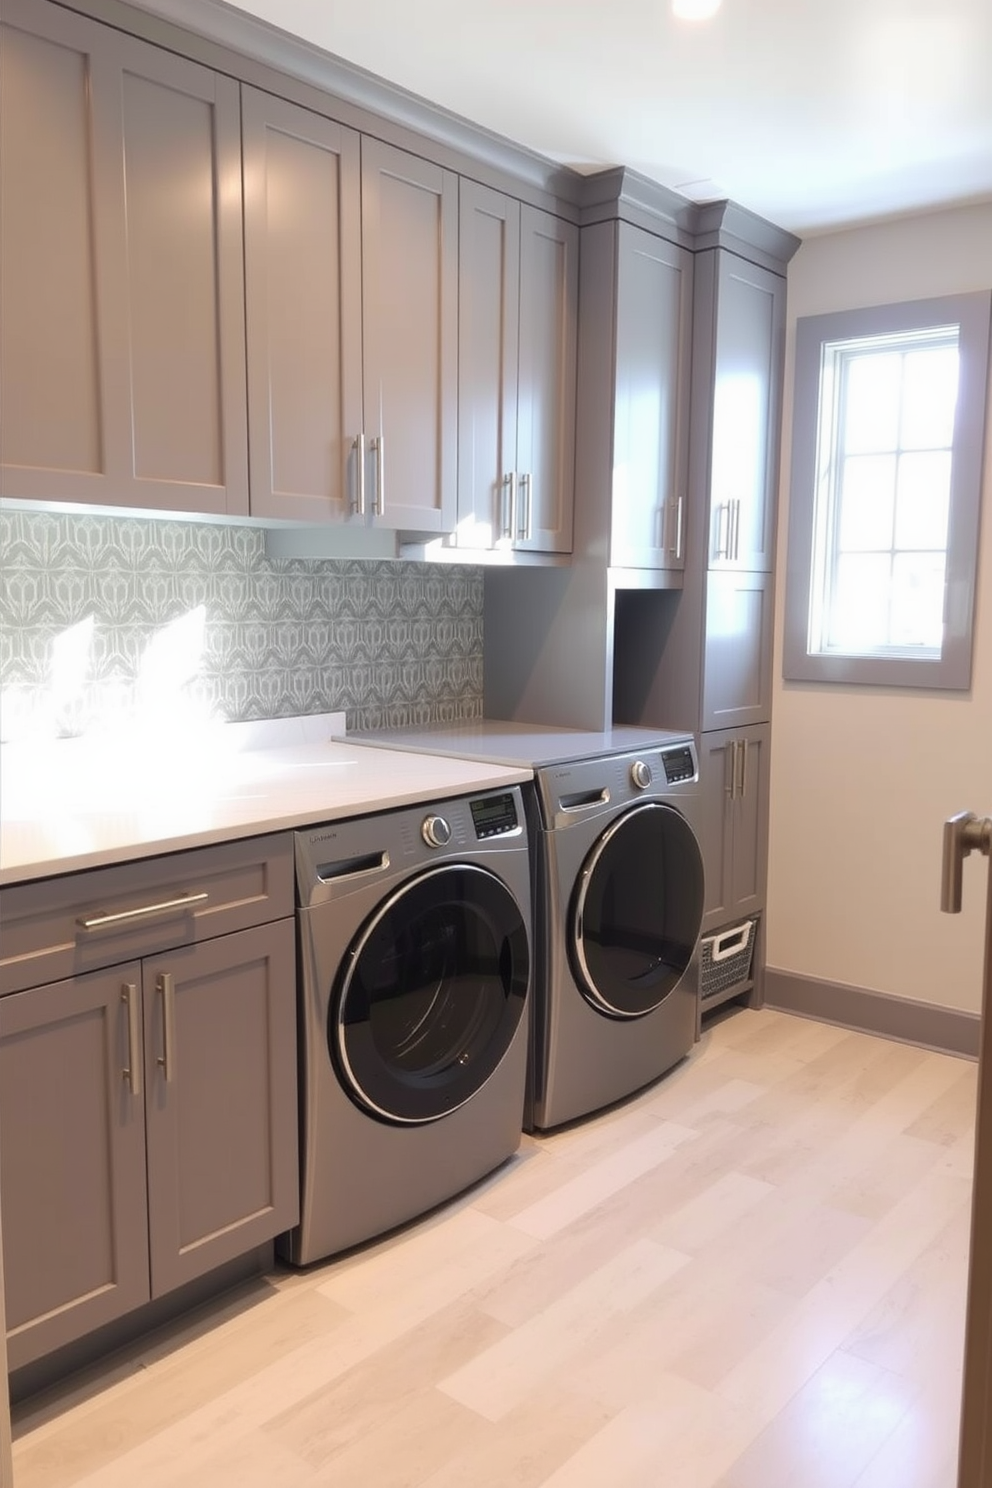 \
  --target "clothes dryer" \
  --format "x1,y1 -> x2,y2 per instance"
347,724 -> 705,1130
283,784 -> 531,1265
